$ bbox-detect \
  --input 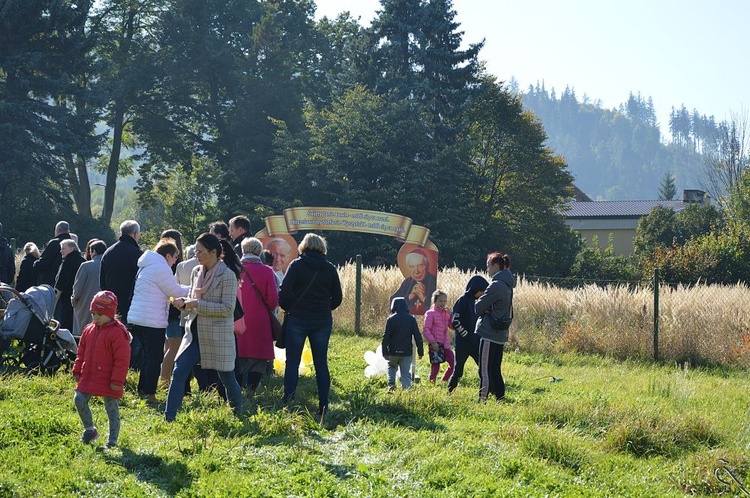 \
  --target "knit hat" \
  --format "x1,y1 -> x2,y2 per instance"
90,290 -> 118,319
